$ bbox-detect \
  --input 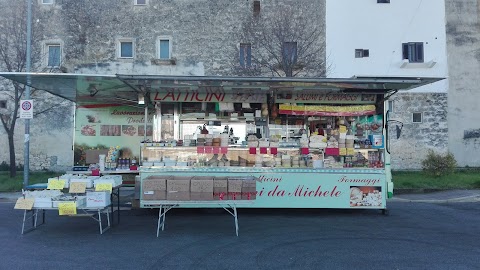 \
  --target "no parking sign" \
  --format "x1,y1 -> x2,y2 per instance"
20,100 -> 33,119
